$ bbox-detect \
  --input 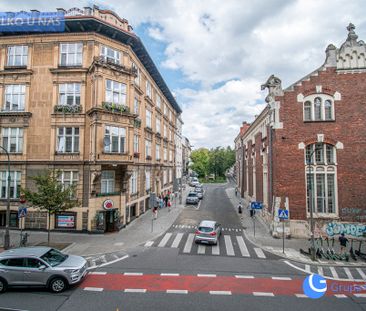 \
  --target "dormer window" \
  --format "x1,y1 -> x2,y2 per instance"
303,95 -> 334,122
